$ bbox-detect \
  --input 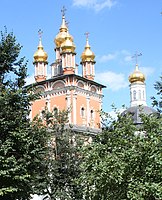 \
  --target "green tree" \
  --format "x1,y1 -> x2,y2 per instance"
35,108 -> 84,200
0,29 -> 50,200
151,76 -> 162,113
78,109 -> 162,199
